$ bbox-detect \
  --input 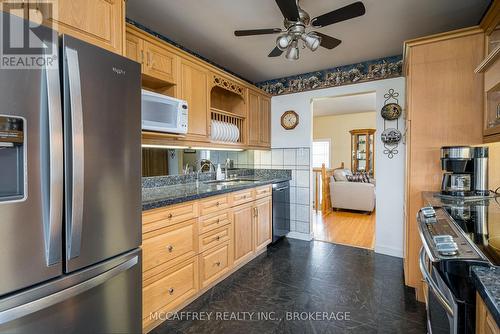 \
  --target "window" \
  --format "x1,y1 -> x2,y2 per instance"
312,140 -> 330,168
